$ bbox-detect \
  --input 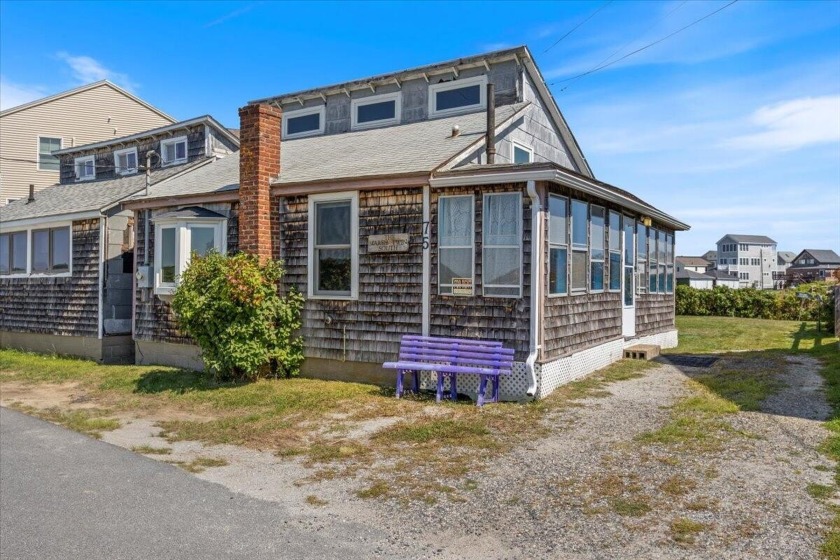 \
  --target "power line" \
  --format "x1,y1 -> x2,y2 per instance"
551,0 -> 740,88
543,1 -> 614,54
